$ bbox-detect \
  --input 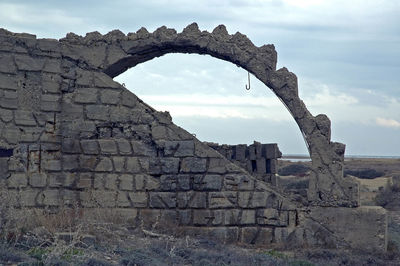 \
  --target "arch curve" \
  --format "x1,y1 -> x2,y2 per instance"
61,23 -> 359,207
